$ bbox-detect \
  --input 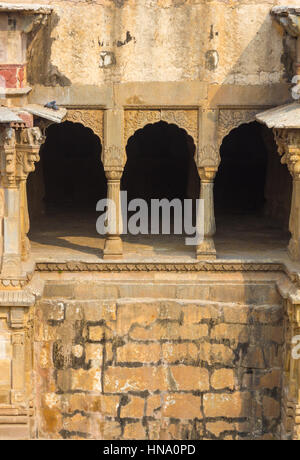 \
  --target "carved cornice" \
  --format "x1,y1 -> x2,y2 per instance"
35,261 -> 283,273
218,109 -> 259,147
0,268 -> 34,290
